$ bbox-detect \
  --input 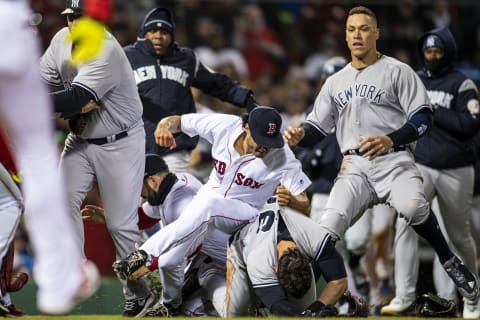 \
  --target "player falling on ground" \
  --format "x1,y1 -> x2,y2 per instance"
284,5 -> 479,303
